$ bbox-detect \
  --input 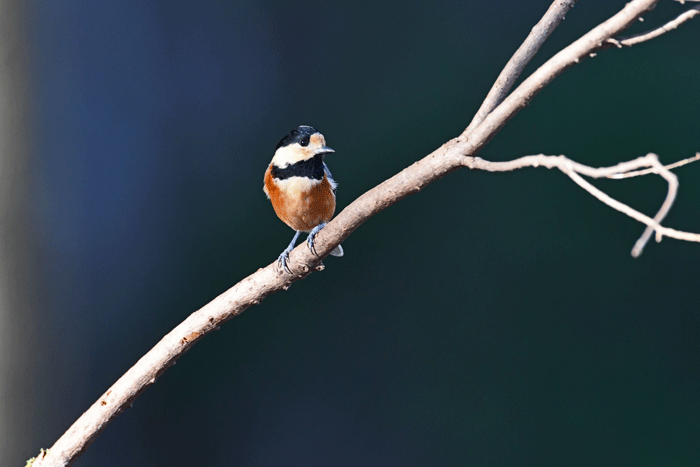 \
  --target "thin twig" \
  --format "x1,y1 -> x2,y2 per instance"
468,153 -> 700,256
464,0 -> 578,134
33,1 -> 700,466
456,0 -> 659,149
606,4 -> 700,48
610,153 -> 700,179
